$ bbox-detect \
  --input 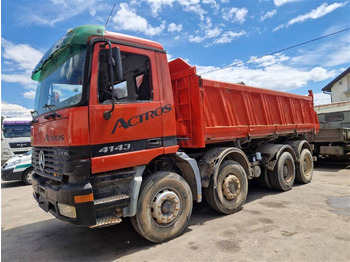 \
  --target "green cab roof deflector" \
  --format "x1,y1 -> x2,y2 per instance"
31,25 -> 105,81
